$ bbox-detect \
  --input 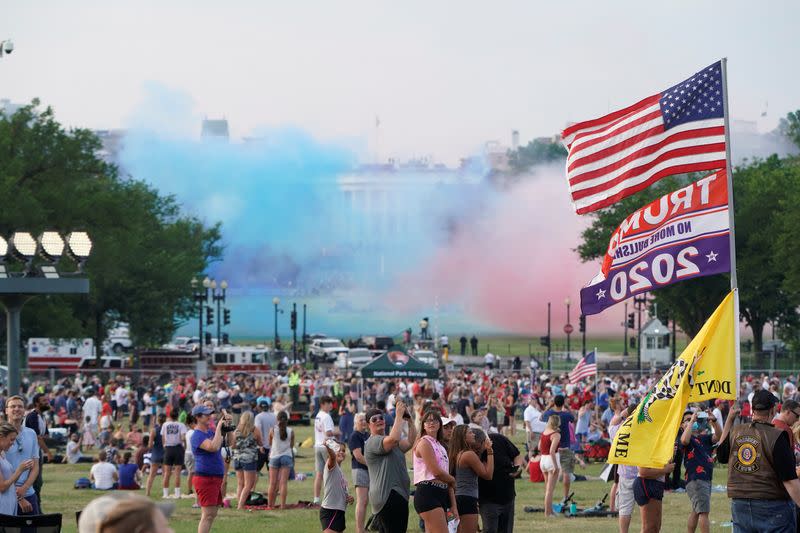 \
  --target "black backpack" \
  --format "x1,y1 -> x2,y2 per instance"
246,492 -> 267,506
